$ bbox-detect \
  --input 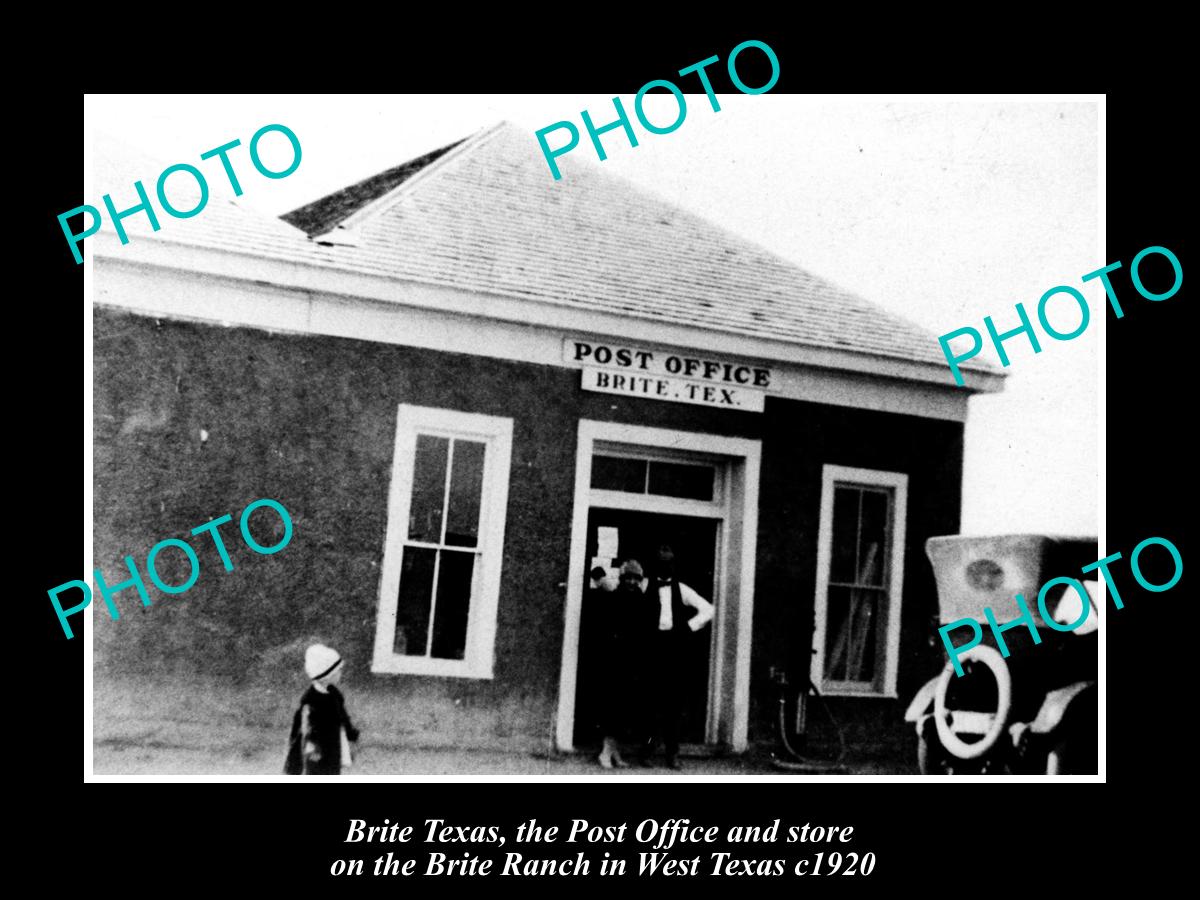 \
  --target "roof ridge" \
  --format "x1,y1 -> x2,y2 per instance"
342,124 -> 994,375
503,138 -> 994,372
326,122 -> 510,235
112,118 -> 997,381
567,157 -> 953,349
